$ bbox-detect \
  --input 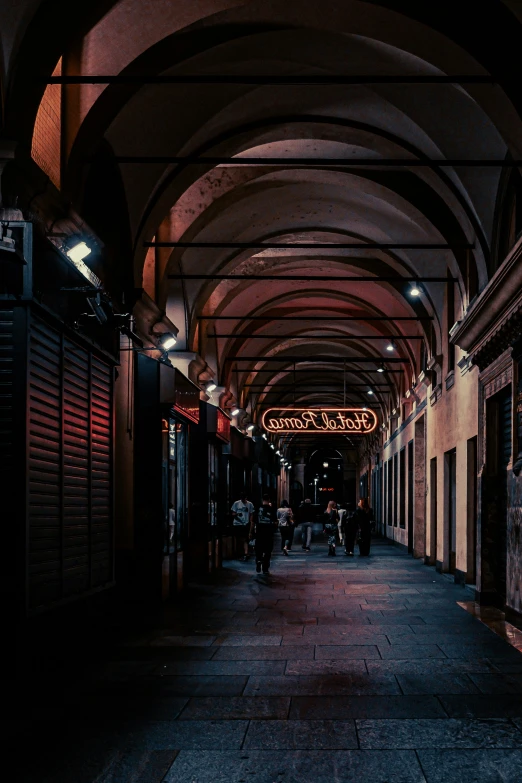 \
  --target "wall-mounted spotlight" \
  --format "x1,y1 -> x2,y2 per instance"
367,389 -> 374,396
386,341 -> 395,352
270,444 -> 275,450
231,408 -> 240,416
377,363 -> 385,373
159,333 -> 177,351
247,423 -> 255,432
66,240 -> 92,264
276,450 -> 281,455
409,282 -> 421,297
205,381 -> 217,394
323,462 -> 329,468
